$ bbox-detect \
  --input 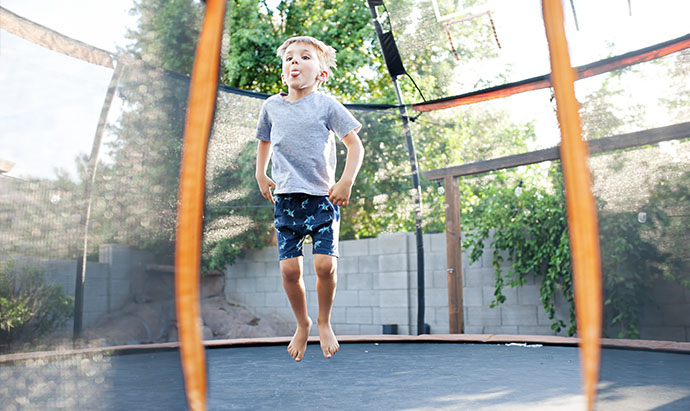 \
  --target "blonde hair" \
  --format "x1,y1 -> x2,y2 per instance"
277,36 -> 337,78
